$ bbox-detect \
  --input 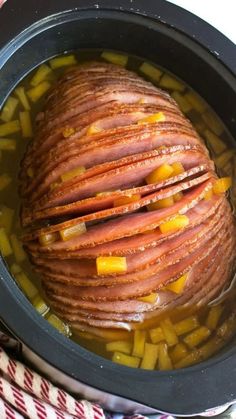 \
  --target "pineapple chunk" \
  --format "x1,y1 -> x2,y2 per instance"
30,64 -> 52,87
0,96 -> 19,122
0,227 -> 12,257
112,352 -> 140,368
213,177 -> 232,194
172,162 -> 184,176
204,188 -> 213,201
113,194 -> 140,207
137,112 -> 165,125
184,326 -> 211,348
159,74 -> 185,92
59,222 -> 86,241
15,272 -> 38,299
203,129 -> 226,154
214,150 -> 235,169
0,138 -> 16,151
0,174 -> 12,191
0,206 -> 14,233
62,127 -> 75,138
141,343 -> 159,370
132,330 -> 146,358
27,167 -> 34,178
170,342 -> 189,364
139,62 -> 162,82
184,91 -> 207,113
106,340 -> 132,355
159,215 -> 189,234
149,326 -> 165,344
147,196 -> 174,211
101,51 -> 128,67
96,256 -> 127,275
14,87 -> 30,111
174,349 -> 200,369
86,125 -> 101,135
206,305 -> 224,330
138,293 -> 158,303
32,295 -> 49,316
10,234 -> 26,263
0,120 -> 20,136
49,54 -> 77,69
10,263 -> 22,275
173,191 -> 183,202
165,273 -> 188,294
174,315 -> 199,336
146,164 -> 174,184
20,111 -> 33,138
202,111 -> 223,136
60,166 -> 86,182
171,91 -> 192,113
47,313 -> 71,336
39,232 -> 59,246
158,342 -> 173,370
160,317 -> 178,346
27,81 -> 51,102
